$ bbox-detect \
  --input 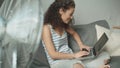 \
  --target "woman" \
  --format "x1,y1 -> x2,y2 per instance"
42,0 -> 110,68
